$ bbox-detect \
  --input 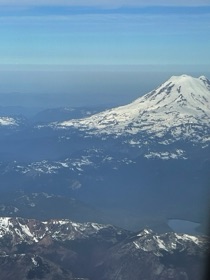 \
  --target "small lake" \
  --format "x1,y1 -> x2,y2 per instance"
168,219 -> 201,235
